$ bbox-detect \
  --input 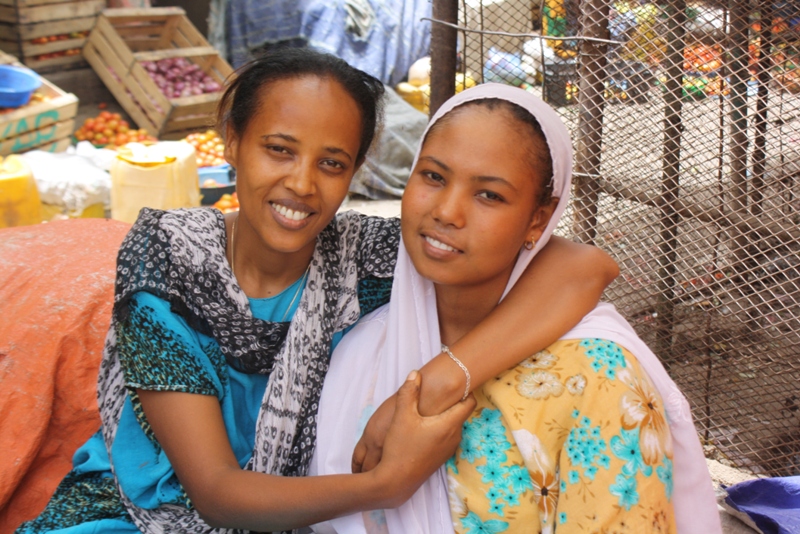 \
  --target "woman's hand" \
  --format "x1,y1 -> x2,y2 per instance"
352,394 -> 396,473
353,237 -> 617,472
138,371 -> 473,530
371,371 -> 476,507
